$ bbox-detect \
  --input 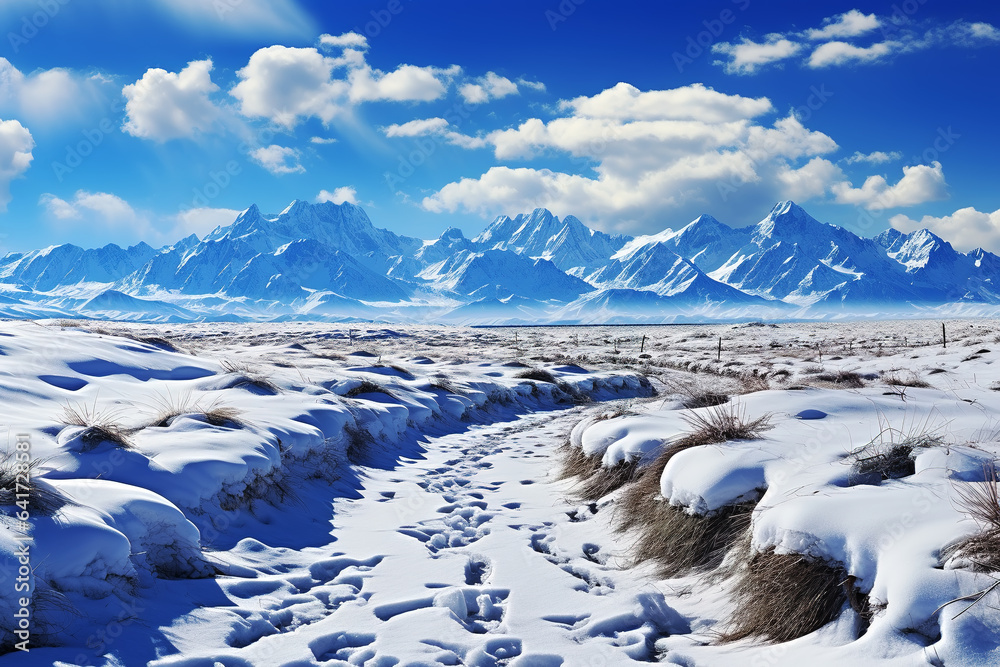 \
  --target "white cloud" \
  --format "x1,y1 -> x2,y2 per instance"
383,118 -> 450,137
40,190 -> 145,227
712,38 -> 803,74
558,82 -> 772,122
309,136 -> 338,145
251,145 -> 304,175
349,64 -> 459,103
890,206 -> 1000,253
232,46 -> 346,127
458,72 -> 519,105
122,59 -> 222,141
319,32 -> 369,50
0,58 -> 108,126
517,78 -> 546,92
844,150 -> 901,164
808,40 -> 894,68
832,161 -> 948,210
418,83 -> 842,232
0,118 -> 33,212
806,10 -> 880,40
713,13 -> 1000,73
776,157 -> 845,201
231,36 -> 459,127
382,117 -> 488,149
316,186 -> 358,205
